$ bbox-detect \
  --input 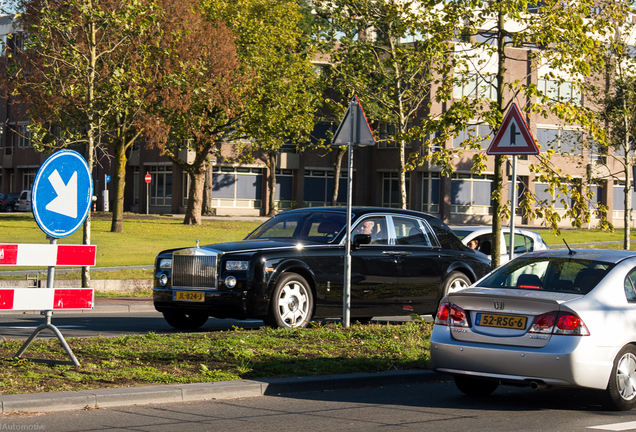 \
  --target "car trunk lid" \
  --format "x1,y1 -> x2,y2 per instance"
444,287 -> 582,348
